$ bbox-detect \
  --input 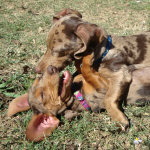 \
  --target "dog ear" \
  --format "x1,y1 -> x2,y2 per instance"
7,93 -> 30,117
53,8 -> 82,24
26,114 -> 59,142
74,23 -> 104,59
